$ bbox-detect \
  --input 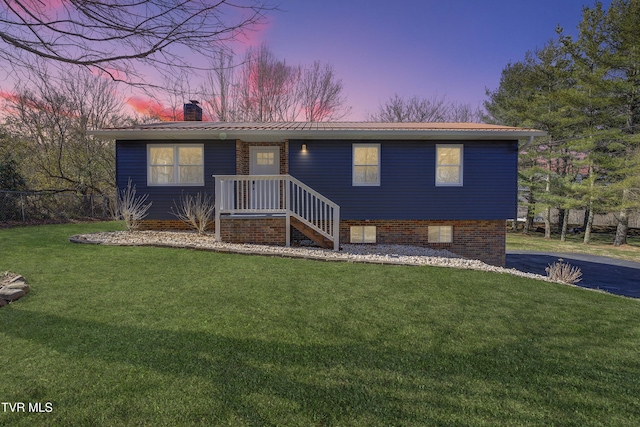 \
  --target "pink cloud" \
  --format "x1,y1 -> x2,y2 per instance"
231,20 -> 271,50
0,89 -> 79,118
0,90 -> 19,104
127,97 -> 181,121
